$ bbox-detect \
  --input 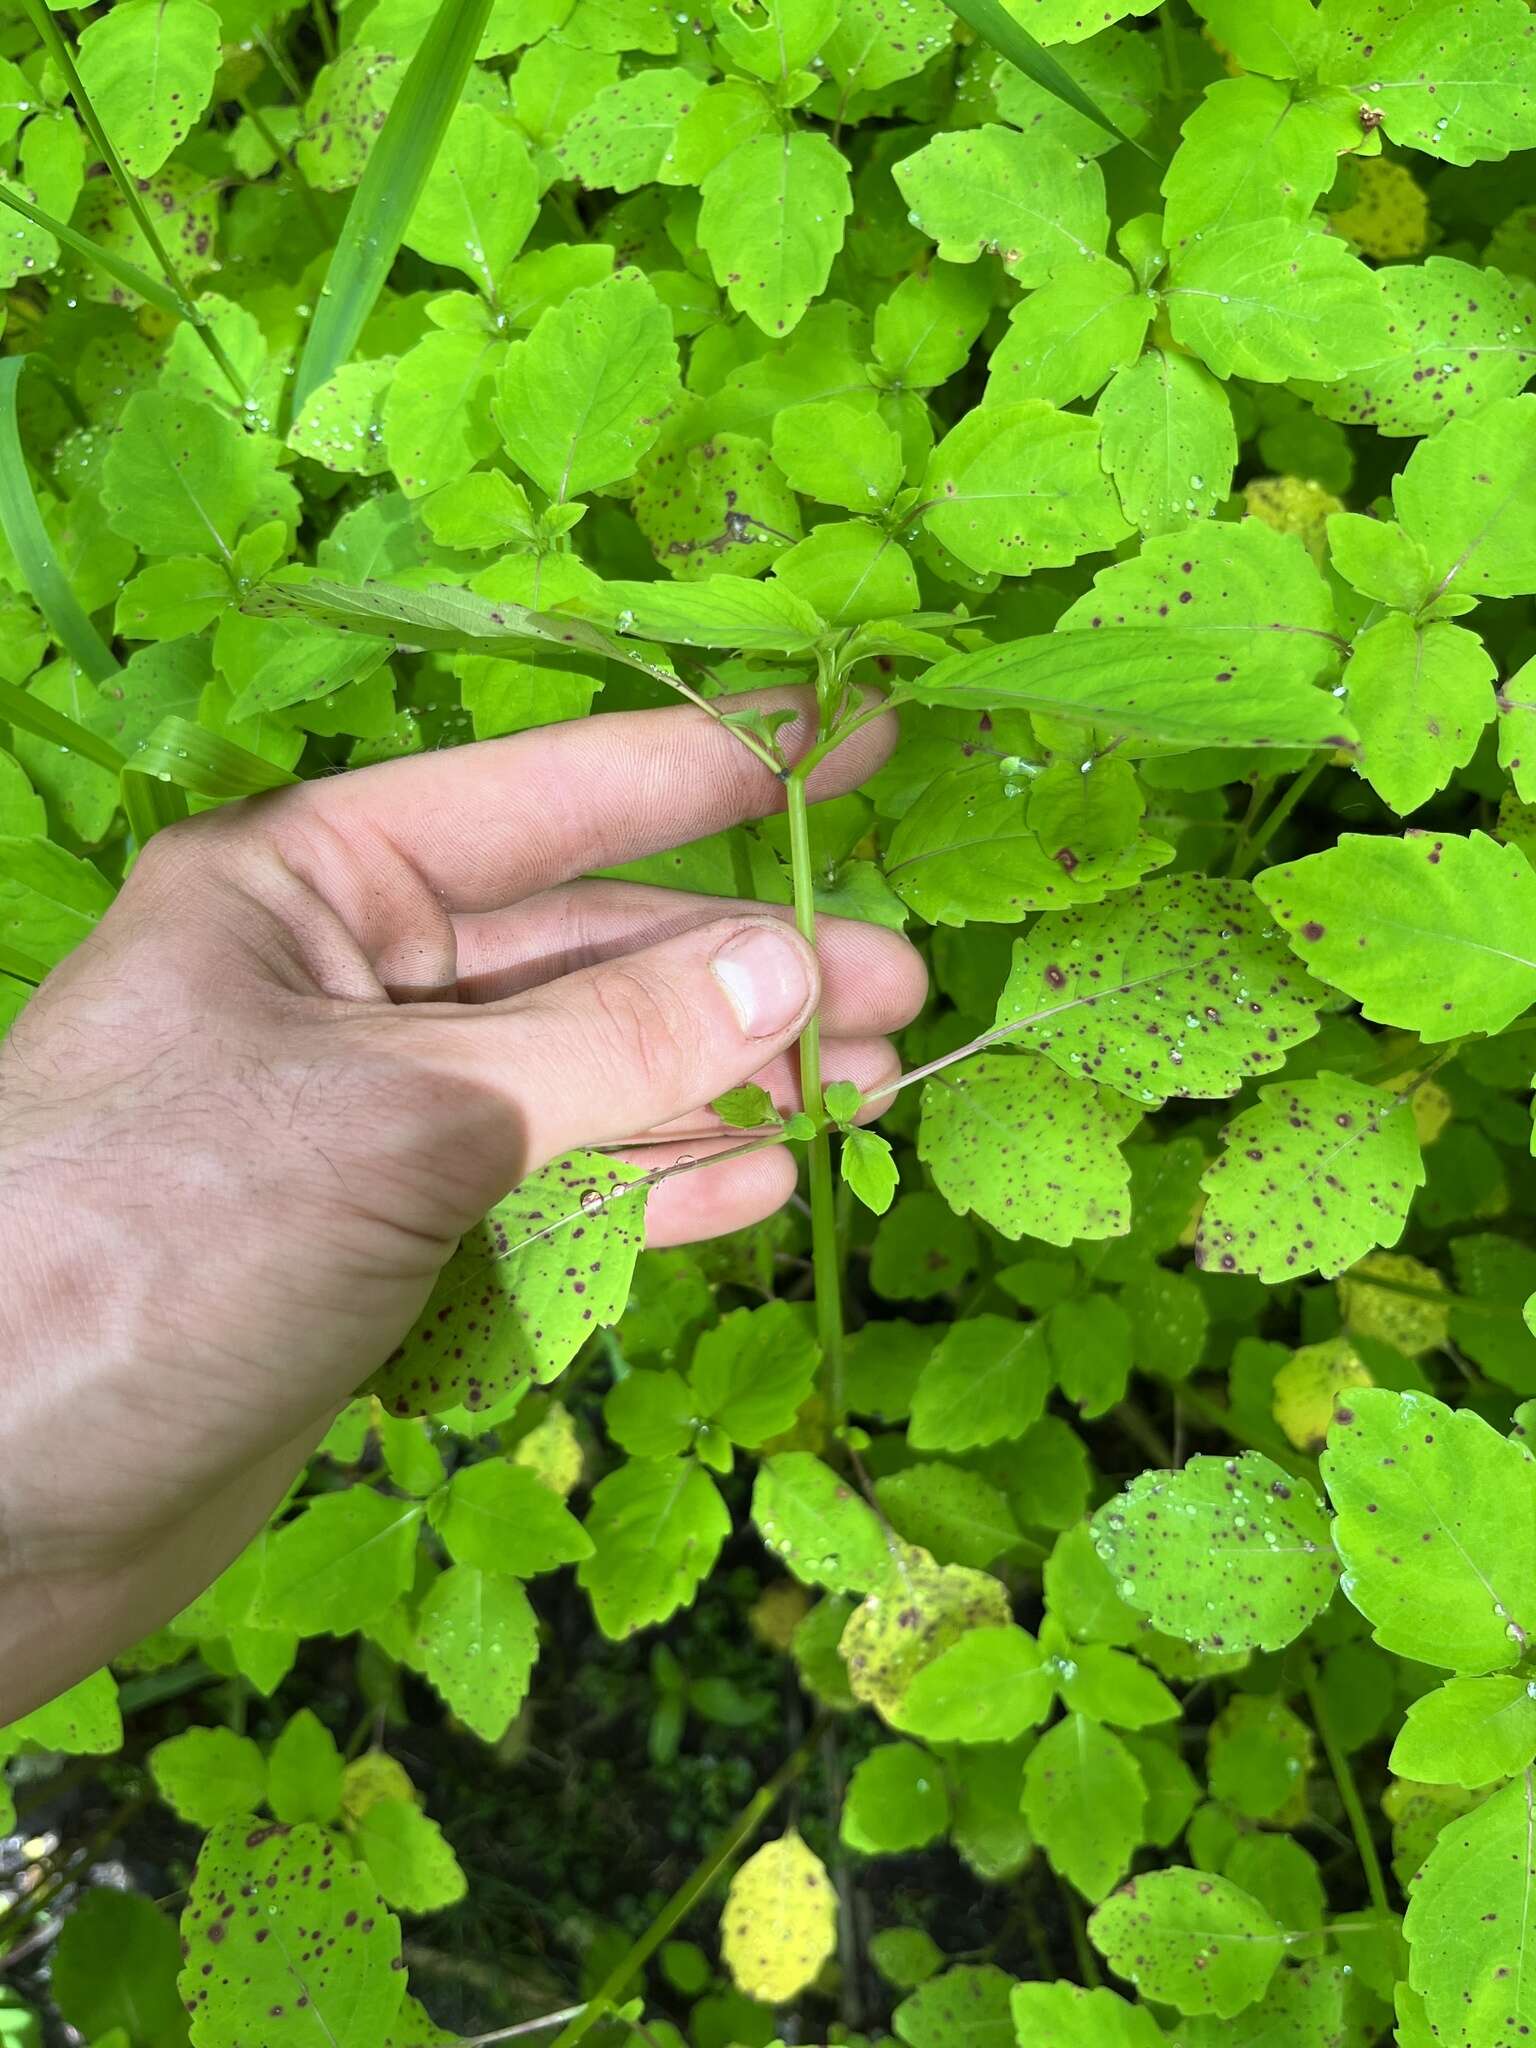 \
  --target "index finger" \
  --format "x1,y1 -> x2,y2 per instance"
264,687 -> 895,913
